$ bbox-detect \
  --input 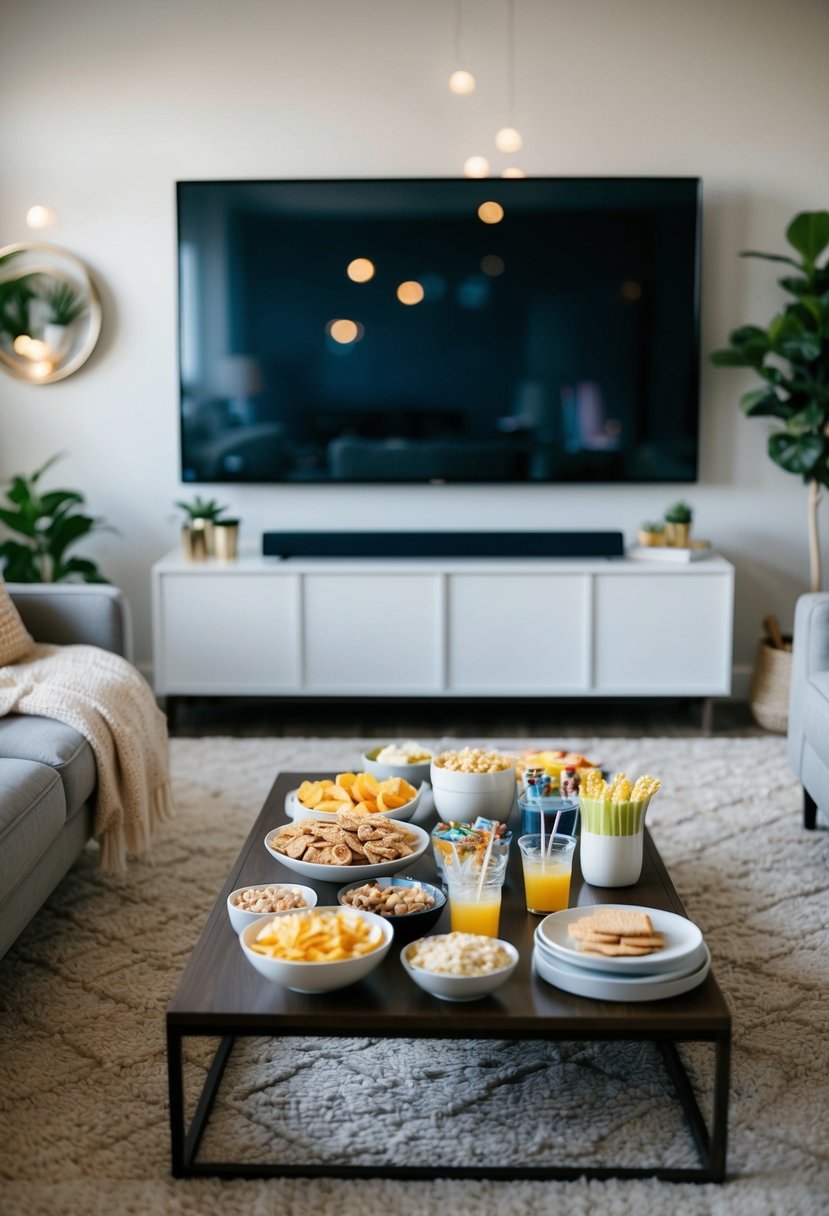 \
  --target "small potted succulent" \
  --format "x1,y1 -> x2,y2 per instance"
663,501 -> 693,548
175,495 -> 229,560
636,521 -> 665,548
